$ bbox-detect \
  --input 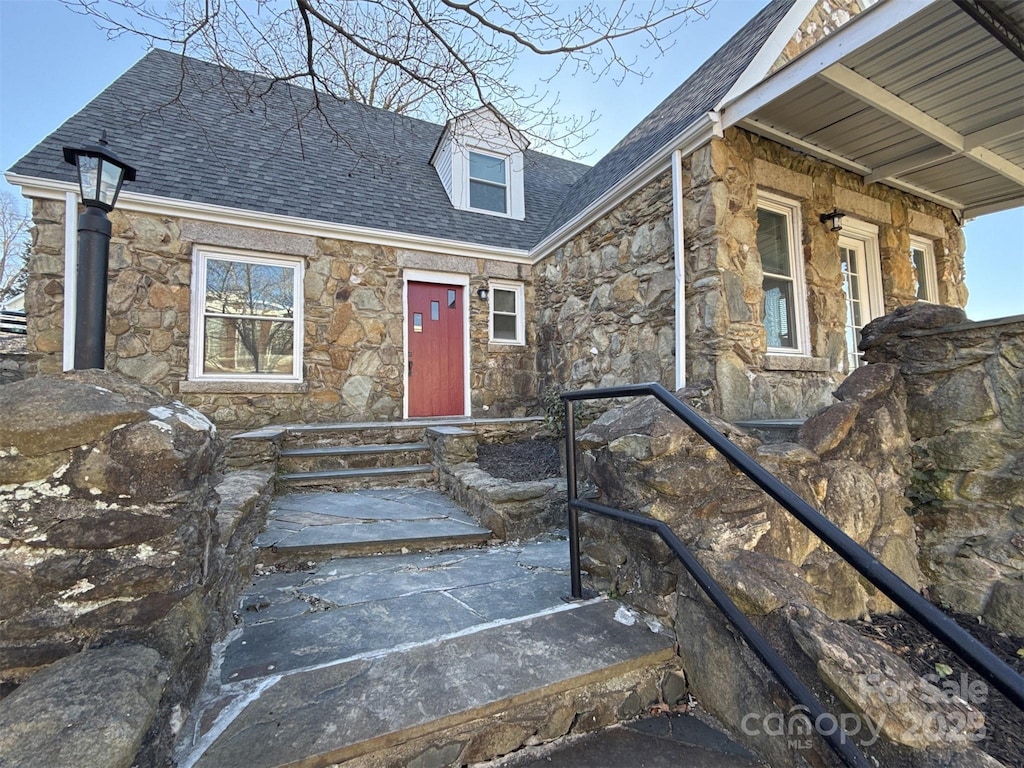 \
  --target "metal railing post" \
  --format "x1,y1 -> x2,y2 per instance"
564,397 -> 583,599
